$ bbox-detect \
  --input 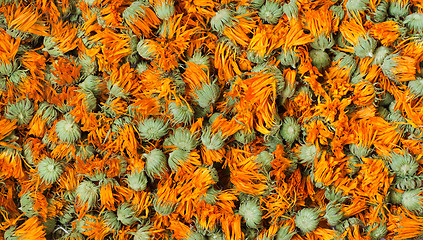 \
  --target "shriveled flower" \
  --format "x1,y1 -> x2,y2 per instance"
5,99 -> 34,125
276,223 -> 296,240
75,180 -> 98,209
349,144 -> 371,158
388,0 -> 409,18
169,101 -> 194,124
278,48 -> 300,68
19,192 -> 37,218
404,13 -> 423,34
345,0 -> 369,17
37,157 -> 63,184
354,35 -> 377,58
194,82 -> 220,108
395,175 -> 423,191
311,34 -> 335,51
200,187 -> 220,204
129,223 -> 153,240
101,210 -> 122,232
201,126 -> 226,151
137,39 -> 157,60
144,149 -> 168,179
259,0 -> 283,24
295,208 -> 320,233
126,170 -> 148,191
79,75 -> 104,95
168,148 -> 190,171
309,49 -> 331,70
238,199 -> 262,229
169,127 -> 198,151
401,188 -> 423,214
407,77 -> 423,97
153,197 -> 178,216
234,129 -> 256,145
373,0 -> 388,22
283,0 -> 299,20
254,150 -> 274,172
154,0 -> 175,20
210,9 -> 235,33
138,118 -> 169,140
55,116 -> 81,143
372,46 -> 392,65
280,117 -> 300,144
117,202 -> 139,226
388,151 -> 418,177
368,222 -> 388,240
323,203 -> 343,226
